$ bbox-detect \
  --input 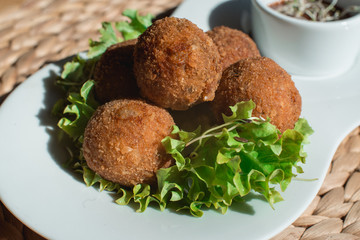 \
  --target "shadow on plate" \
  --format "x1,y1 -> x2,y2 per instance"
208,0 -> 252,34
36,57 -> 84,184
170,102 -> 217,132
229,192 -> 268,214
